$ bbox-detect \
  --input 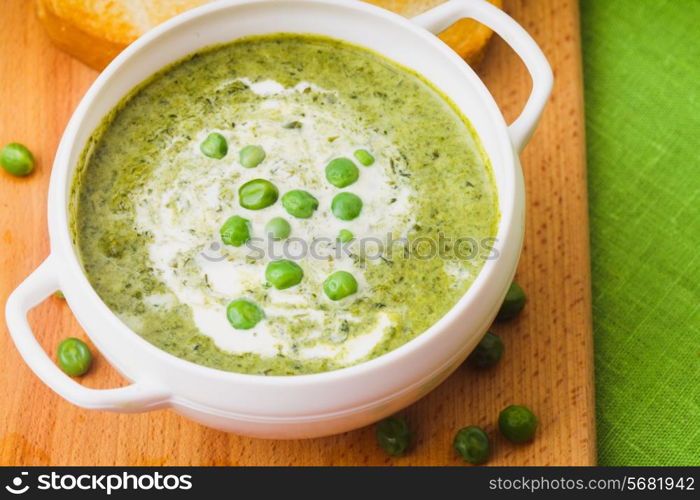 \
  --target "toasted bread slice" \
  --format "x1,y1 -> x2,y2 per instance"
36,0 -> 501,70
364,0 -> 502,65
